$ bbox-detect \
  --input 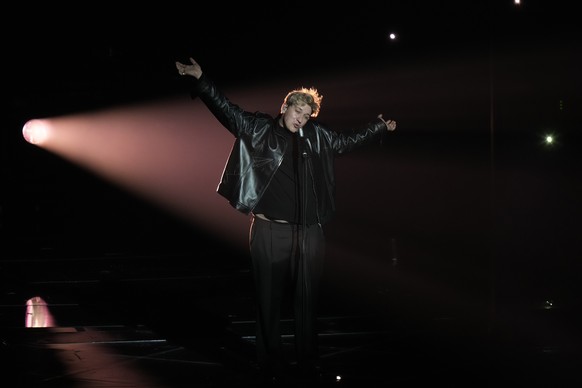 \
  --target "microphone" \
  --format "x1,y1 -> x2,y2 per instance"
298,127 -> 308,158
